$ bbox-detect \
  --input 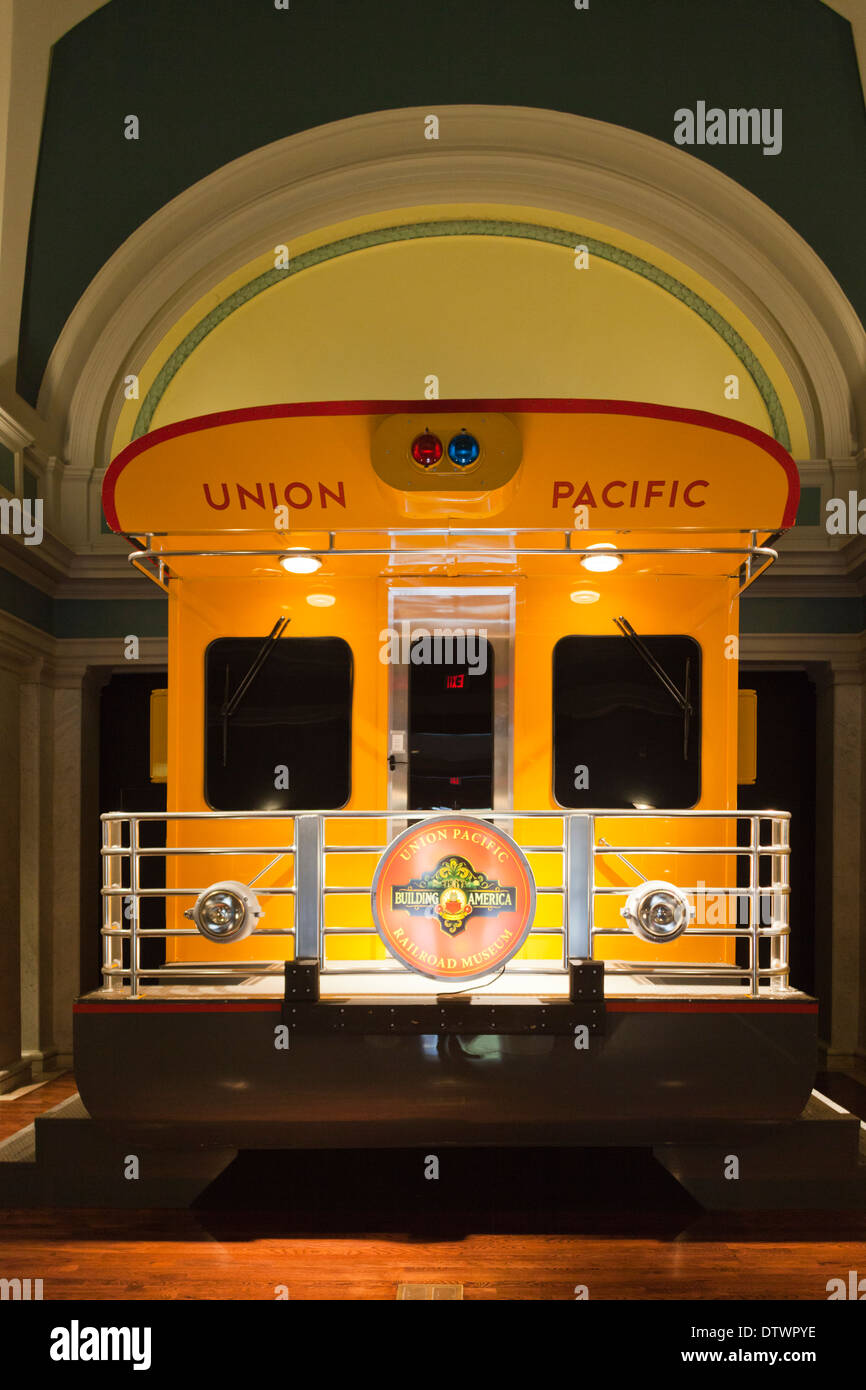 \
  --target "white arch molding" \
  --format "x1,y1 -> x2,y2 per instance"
41,105 -> 865,540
